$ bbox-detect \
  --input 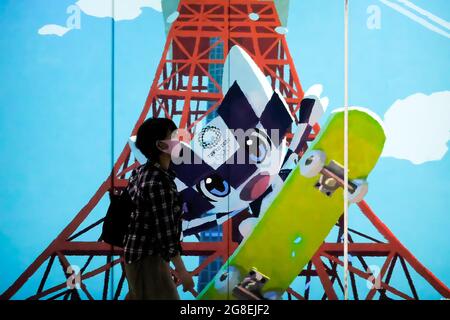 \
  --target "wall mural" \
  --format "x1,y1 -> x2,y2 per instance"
0,0 -> 449,301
